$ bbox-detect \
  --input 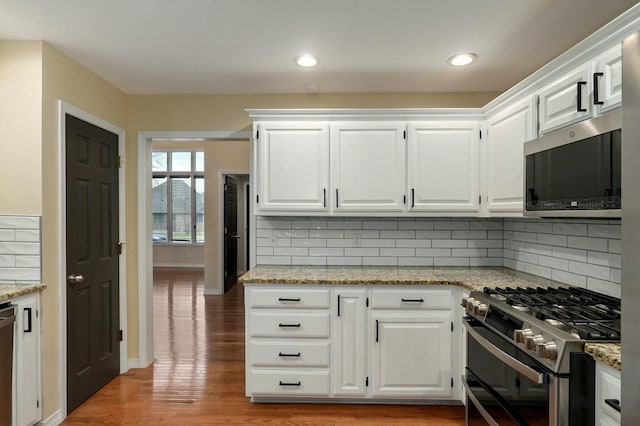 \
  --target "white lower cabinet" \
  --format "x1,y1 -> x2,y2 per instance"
11,292 -> 41,426
370,312 -> 452,398
245,284 -> 462,403
595,361 -> 621,426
